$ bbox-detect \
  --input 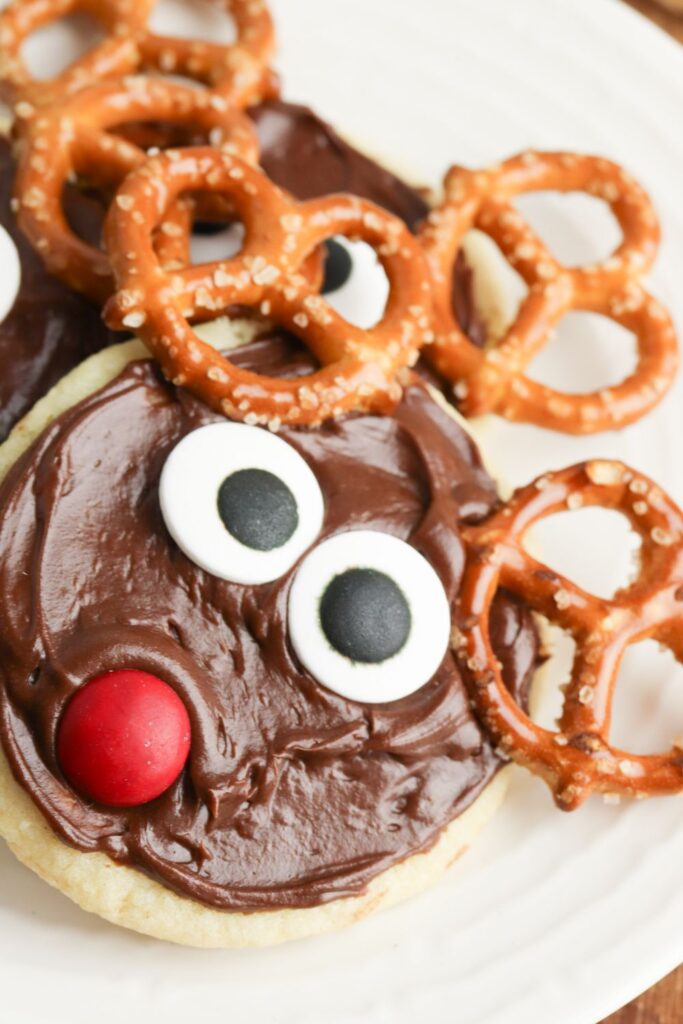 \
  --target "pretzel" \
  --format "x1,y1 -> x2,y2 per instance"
103,147 -> 433,427
458,460 -> 683,809
0,0 -> 277,113
0,0 -> 151,108
420,151 -> 678,434
139,0 -> 279,108
13,76 -> 260,303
